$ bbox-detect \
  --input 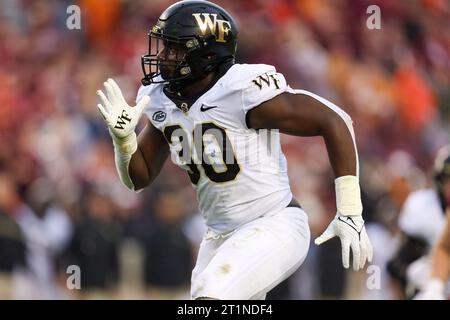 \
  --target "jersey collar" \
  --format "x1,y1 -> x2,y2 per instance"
163,59 -> 234,113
